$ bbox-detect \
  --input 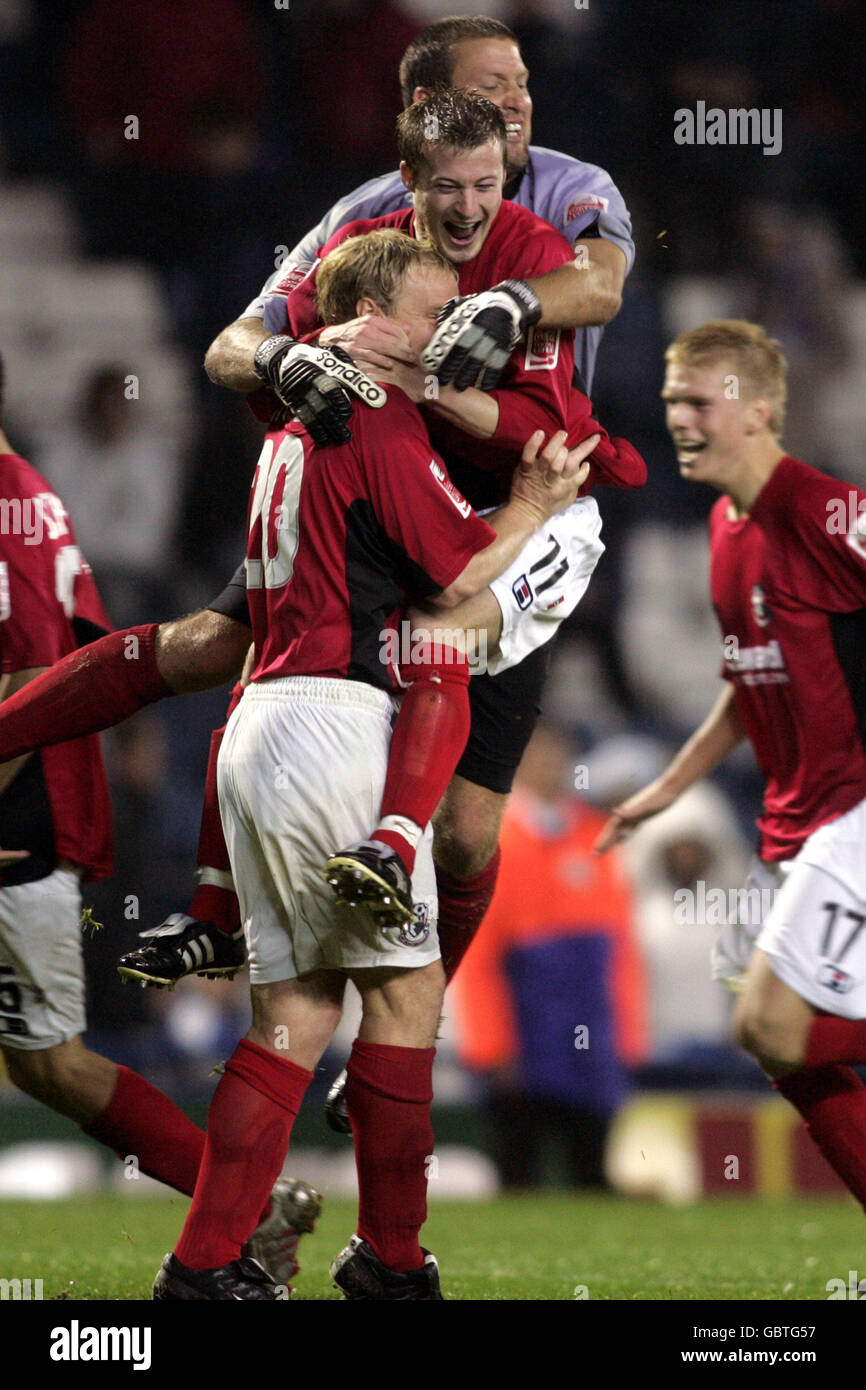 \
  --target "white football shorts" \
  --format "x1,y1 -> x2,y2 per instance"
712,793 -> 866,1017
218,675 -> 440,983
0,868 -> 85,1050
486,496 -> 604,676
